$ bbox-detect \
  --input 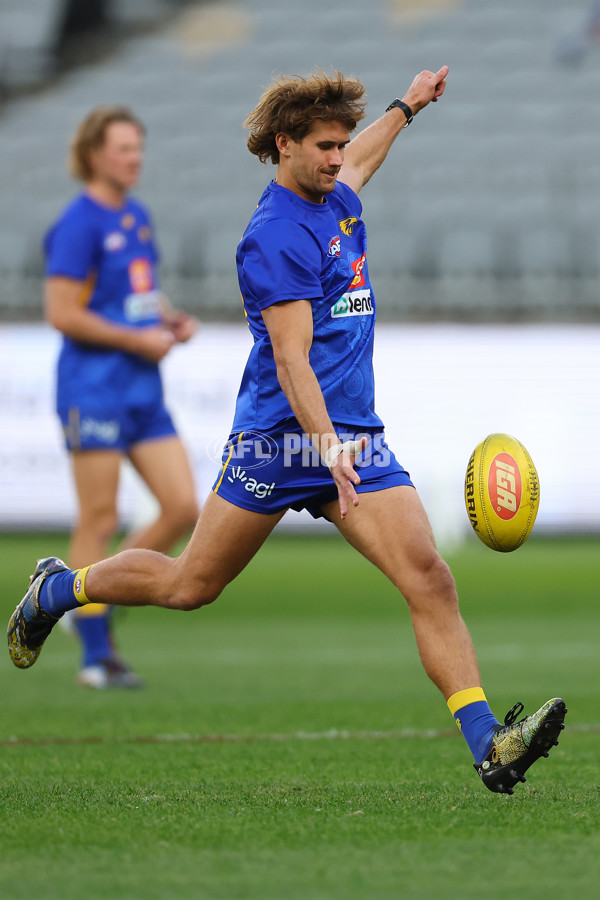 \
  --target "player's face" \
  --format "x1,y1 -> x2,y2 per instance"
89,121 -> 144,192
281,120 -> 350,203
